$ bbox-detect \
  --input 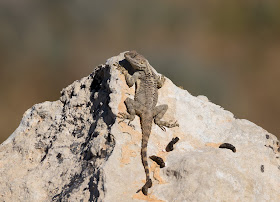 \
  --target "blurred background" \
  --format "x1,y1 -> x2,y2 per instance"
0,0 -> 279,143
